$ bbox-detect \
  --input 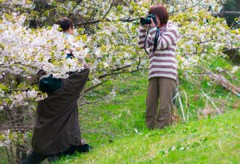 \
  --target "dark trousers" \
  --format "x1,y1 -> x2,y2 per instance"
22,144 -> 92,164
146,77 -> 176,129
